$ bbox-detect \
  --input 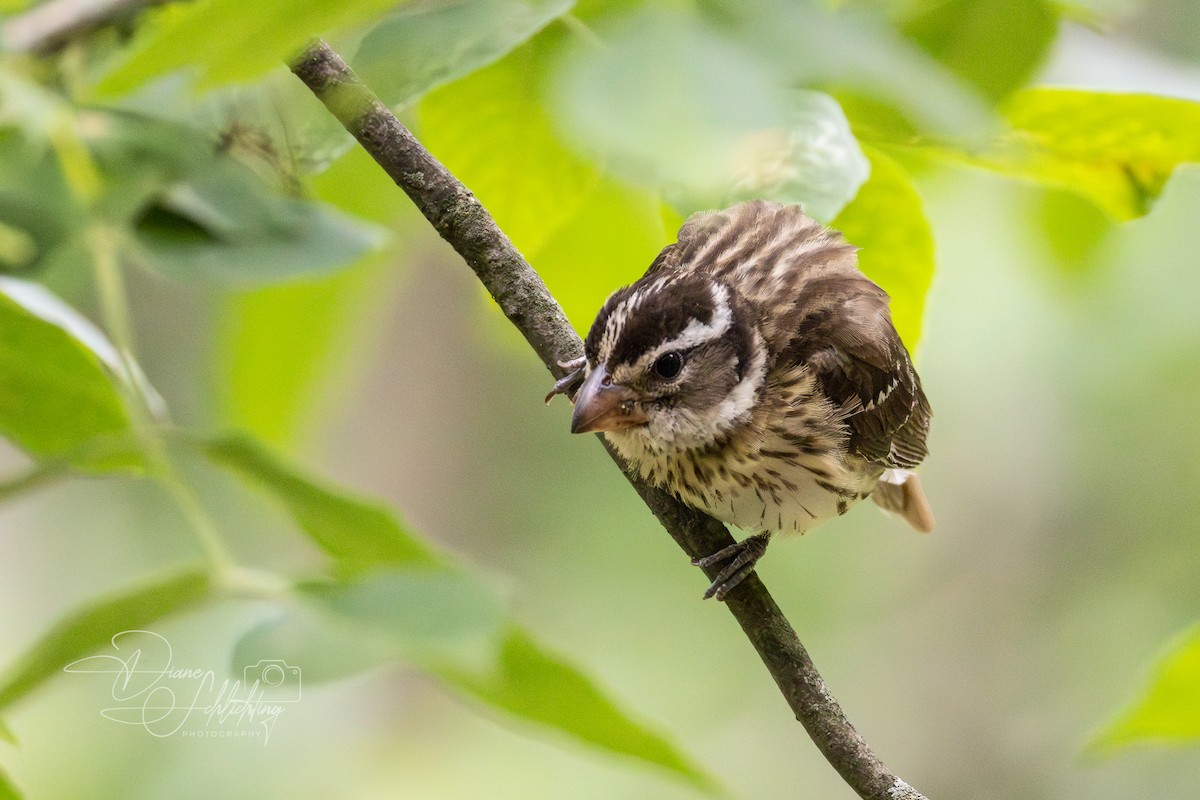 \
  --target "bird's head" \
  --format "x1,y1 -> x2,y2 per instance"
572,274 -> 766,451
